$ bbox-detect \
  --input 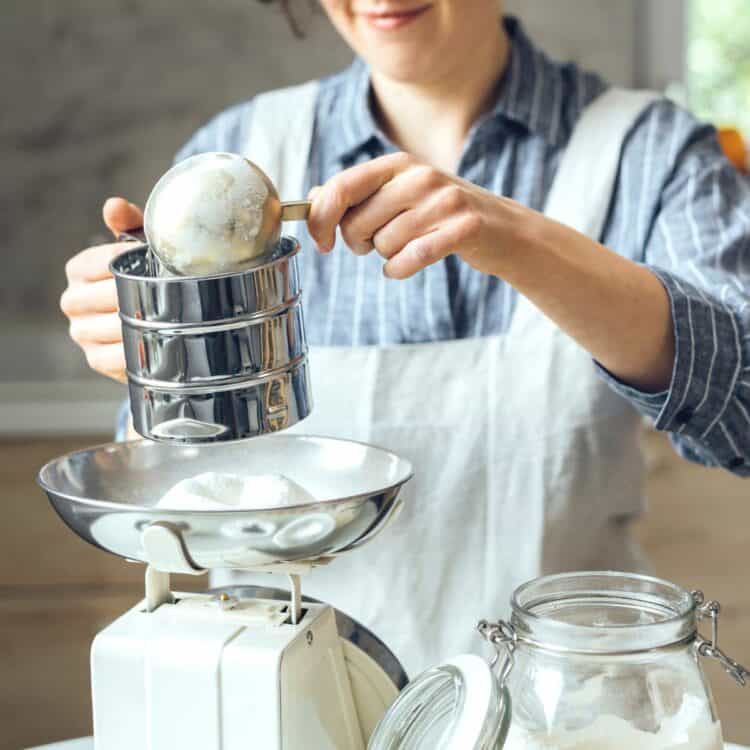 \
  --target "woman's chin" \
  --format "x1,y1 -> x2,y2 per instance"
362,45 -> 443,84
